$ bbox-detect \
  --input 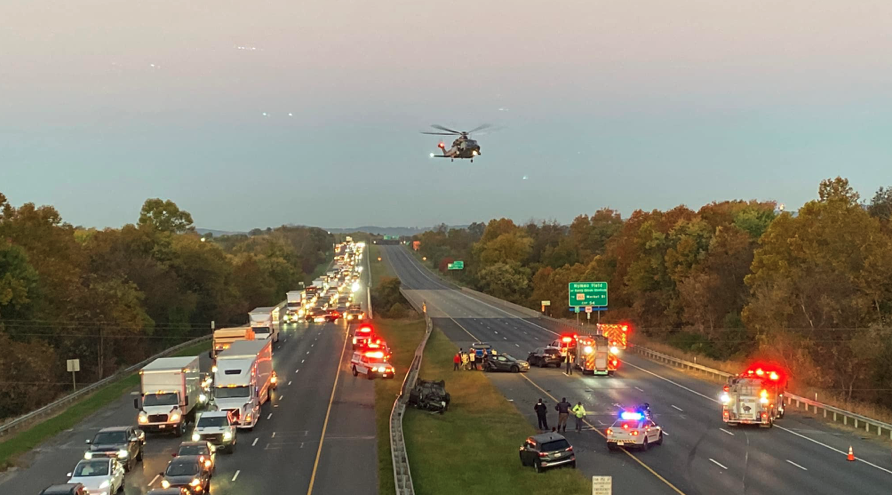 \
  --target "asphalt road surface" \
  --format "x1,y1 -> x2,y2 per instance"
381,244 -> 892,495
1,255 -> 377,495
